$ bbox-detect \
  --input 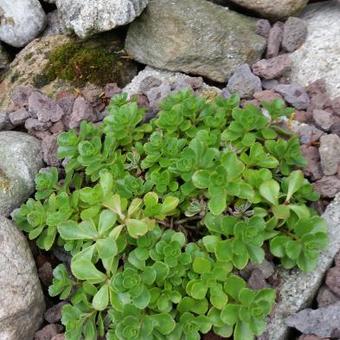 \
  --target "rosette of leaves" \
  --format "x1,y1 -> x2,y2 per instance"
220,275 -> 276,340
